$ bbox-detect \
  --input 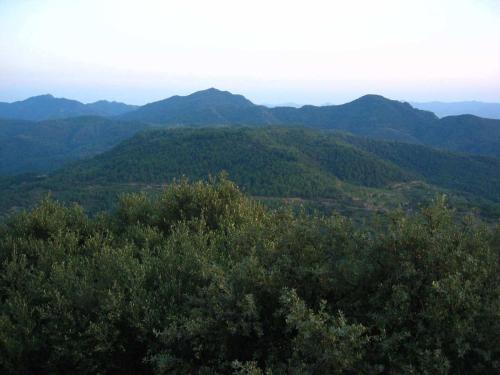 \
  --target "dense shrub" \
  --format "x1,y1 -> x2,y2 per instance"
0,177 -> 498,374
